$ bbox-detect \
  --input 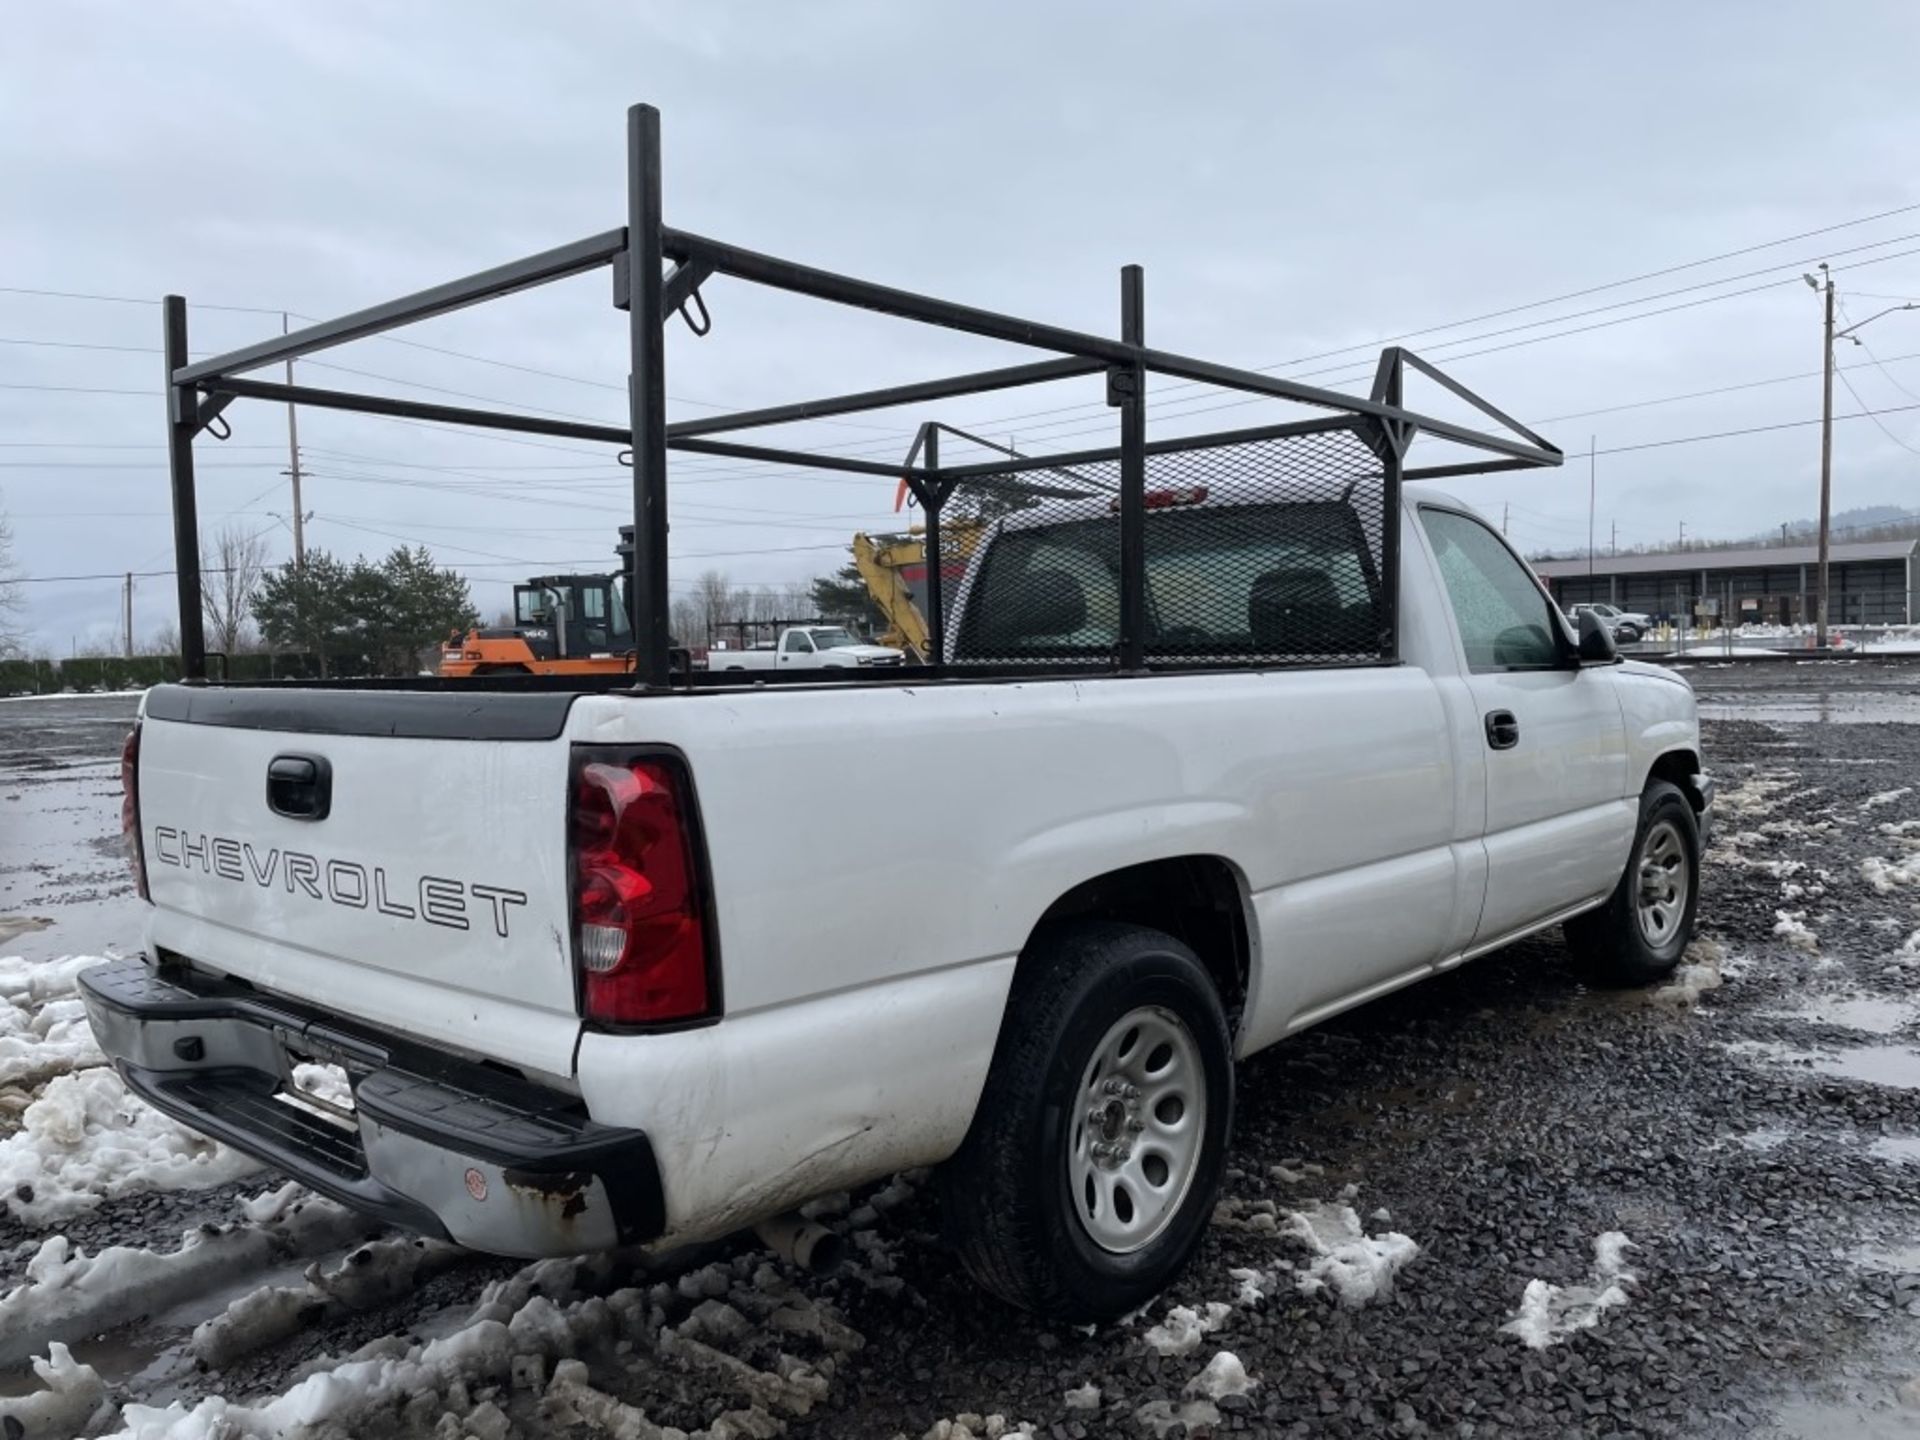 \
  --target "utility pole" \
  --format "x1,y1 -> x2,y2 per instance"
1814,266 -> 1836,648
1502,502 -> 1509,536
123,573 -> 132,659
1806,273 -> 1917,646
282,313 -> 306,569
1678,520 -> 1686,548
1610,521 -> 1617,557
1586,435 -> 1596,579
